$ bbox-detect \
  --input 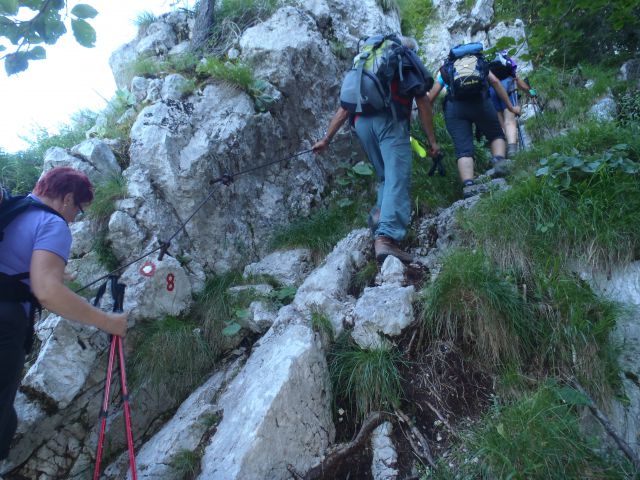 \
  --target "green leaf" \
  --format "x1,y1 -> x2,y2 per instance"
71,18 -> 95,48
21,0 -> 45,10
535,166 -> 549,176
222,322 -> 242,336
556,386 -> 590,406
43,17 -> 66,44
4,50 -> 29,75
234,308 -> 250,320
71,4 -> 98,19
561,173 -> 571,189
0,0 -> 18,15
0,16 -> 21,44
338,198 -> 354,208
352,161 -> 374,176
496,423 -> 506,437
26,45 -> 45,59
